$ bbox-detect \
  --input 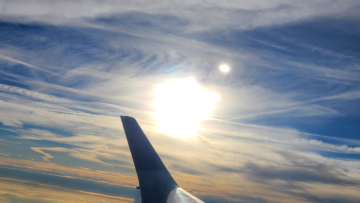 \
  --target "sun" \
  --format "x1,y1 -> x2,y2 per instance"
152,77 -> 220,137
219,64 -> 230,72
